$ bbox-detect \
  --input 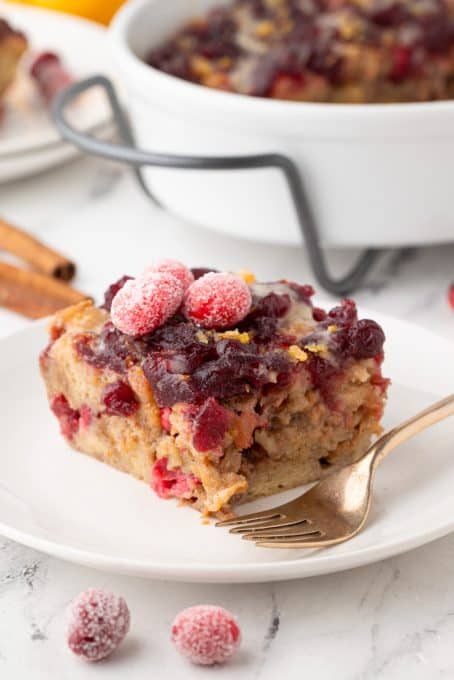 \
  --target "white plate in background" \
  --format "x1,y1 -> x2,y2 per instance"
0,3 -> 113,178
1,311 -> 453,582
